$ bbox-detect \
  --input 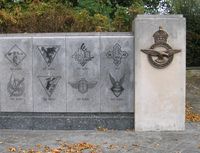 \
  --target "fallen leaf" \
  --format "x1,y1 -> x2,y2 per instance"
97,127 -> 108,132
51,148 -> 61,153
8,147 -> 16,152
186,103 -> 200,122
132,144 -> 140,147
108,144 -> 118,150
